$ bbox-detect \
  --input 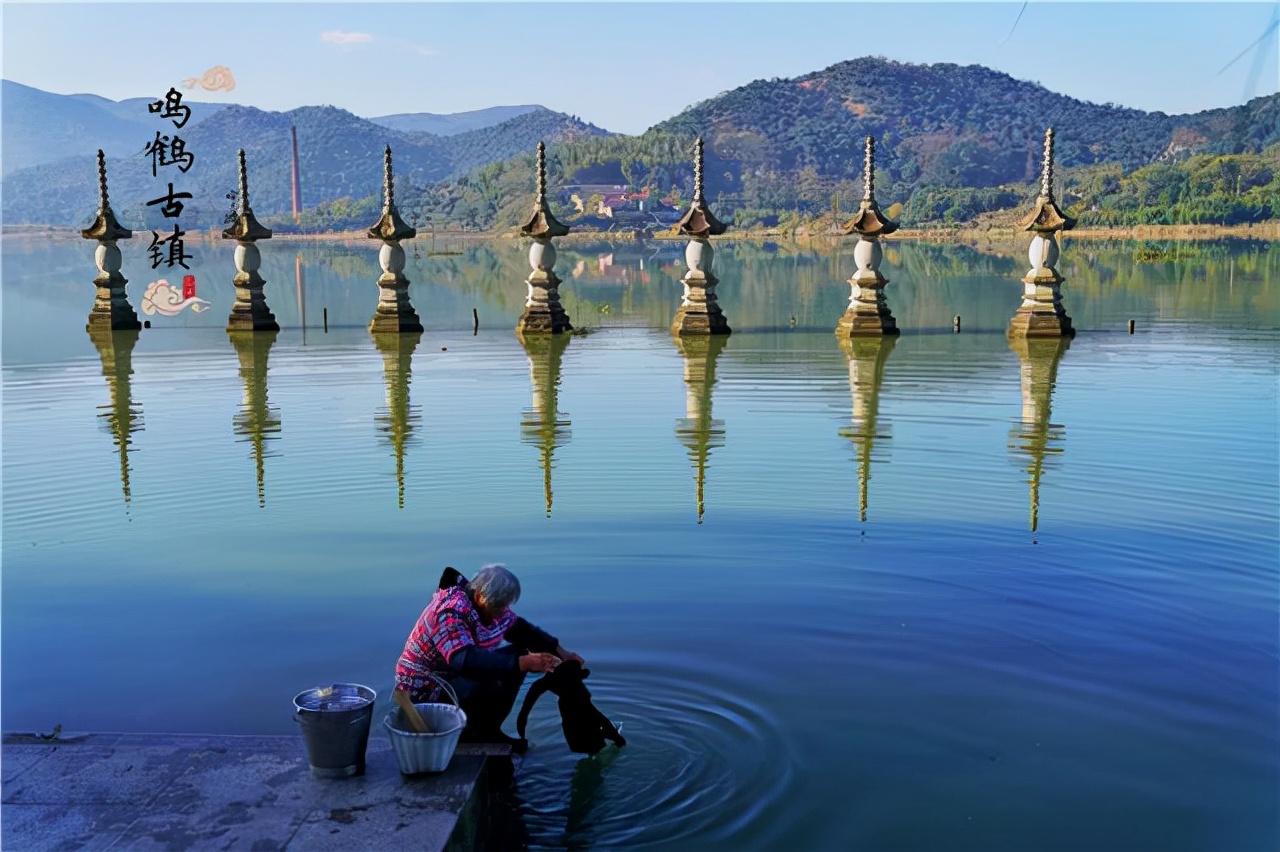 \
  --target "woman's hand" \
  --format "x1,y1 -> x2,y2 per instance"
519,652 -> 561,673
555,645 -> 585,666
